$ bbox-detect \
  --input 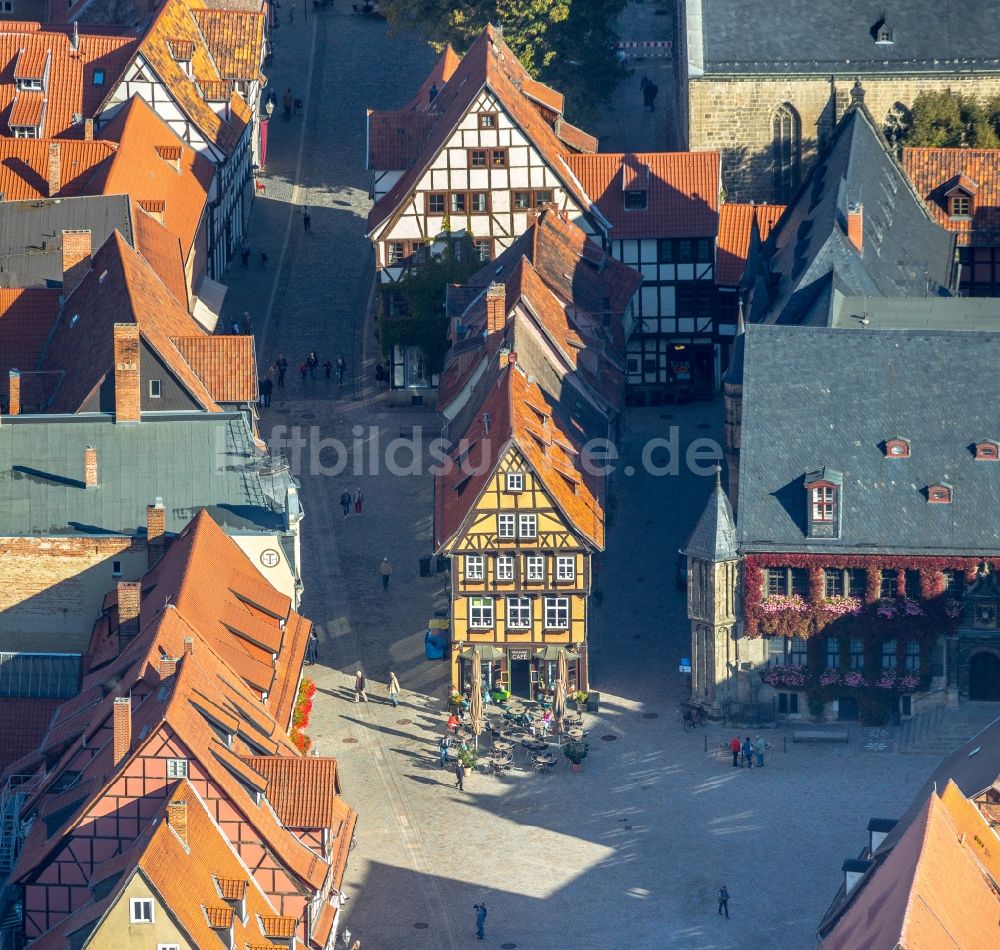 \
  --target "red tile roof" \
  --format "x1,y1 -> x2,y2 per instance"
715,203 -> 785,286
367,24 -> 597,235
0,139 -> 115,199
0,23 -> 138,138
192,8 -> 266,79
902,147 -> 1000,245
565,151 -> 721,239
9,89 -> 45,129
0,698 -> 63,773
133,206 -> 190,304
0,287 -> 61,396
171,334 -> 258,402
243,756 -> 342,828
